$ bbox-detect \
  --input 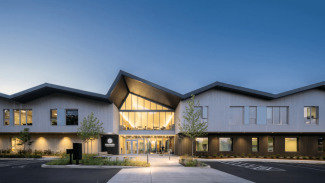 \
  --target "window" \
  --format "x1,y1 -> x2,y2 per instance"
51,109 -> 57,125
119,93 -> 174,131
66,110 -> 78,125
196,137 -> 208,151
249,107 -> 257,124
266,107 -> 288,125
229,107 -> 244,125
268,137 -> 274,152
318,138 -> 323,152
12,109 -> 32,126
304,107 -> 318,124
285,138 -> 298,152
203,106 -> 208,119
120,93 -> 172,111
11,137 -> 16,152
219,138 -> 232,151
252,138 -> 258,152
3,109 -> 10,125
